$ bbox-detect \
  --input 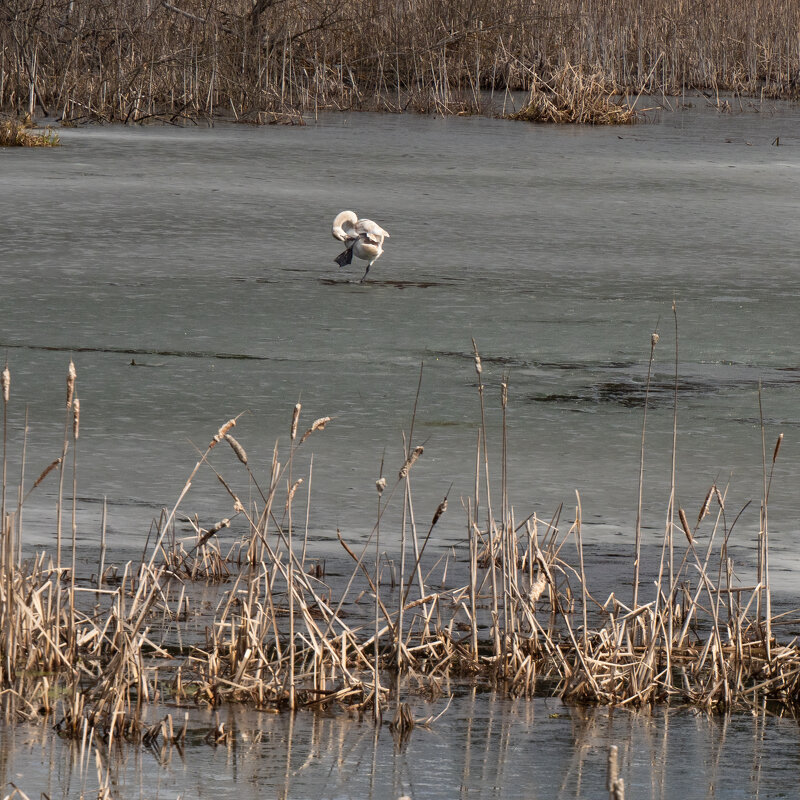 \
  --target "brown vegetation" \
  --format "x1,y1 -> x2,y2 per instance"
0,332 -> 798,755
0,0 -> 798,123
509,64 -> 641,124
0,114 -> 59,145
